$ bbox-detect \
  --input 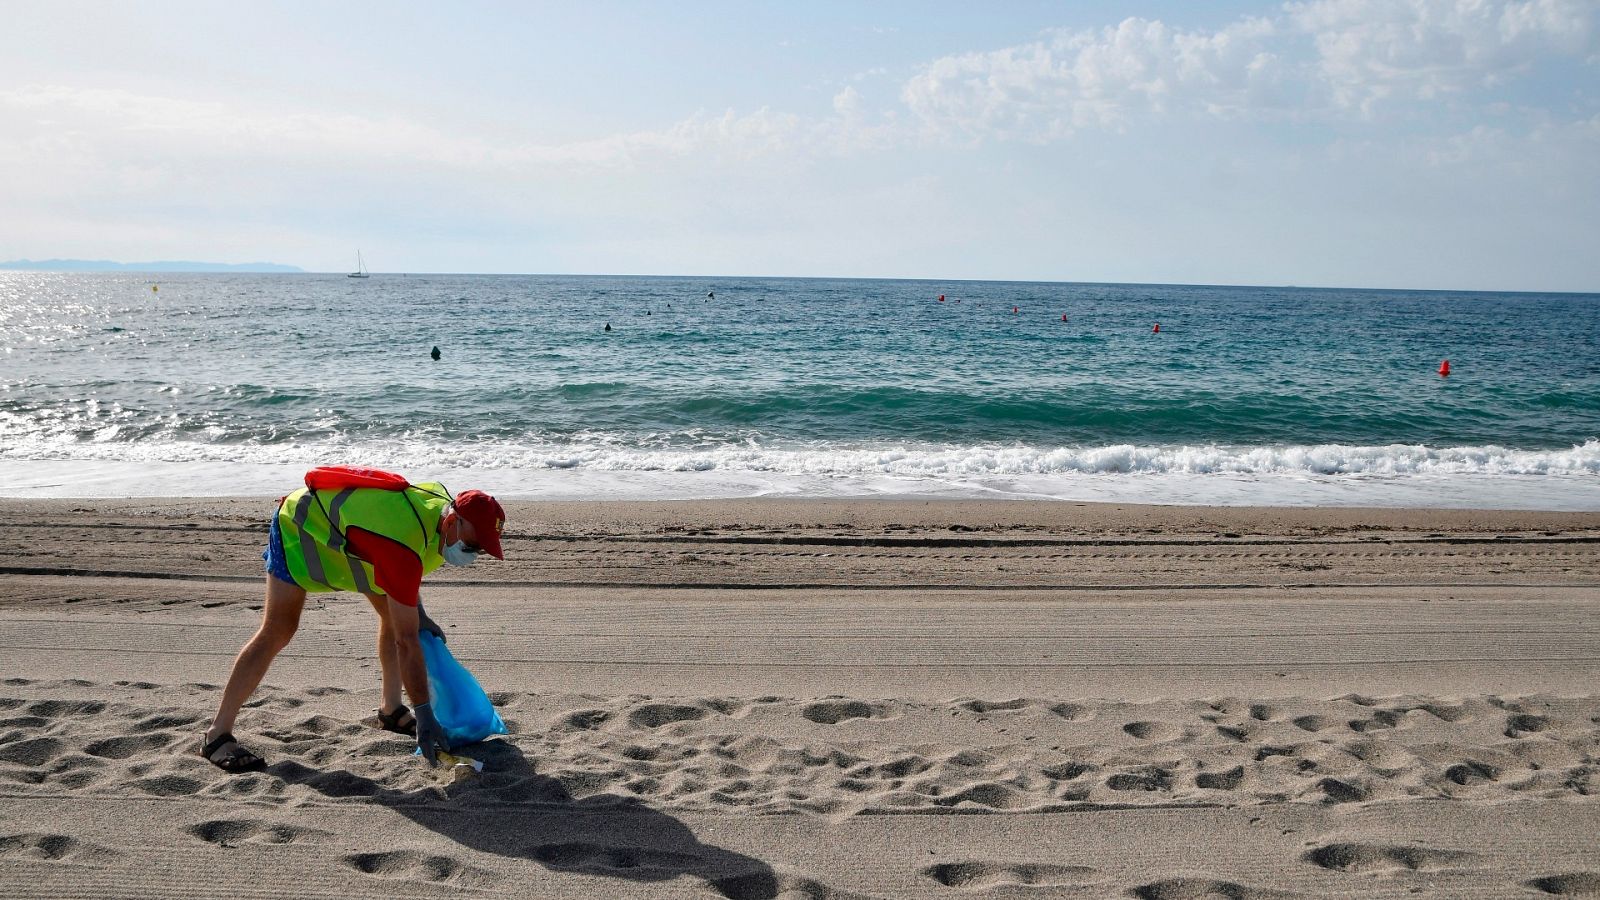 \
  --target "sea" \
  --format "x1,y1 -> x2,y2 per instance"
2,272 -> 1598,509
